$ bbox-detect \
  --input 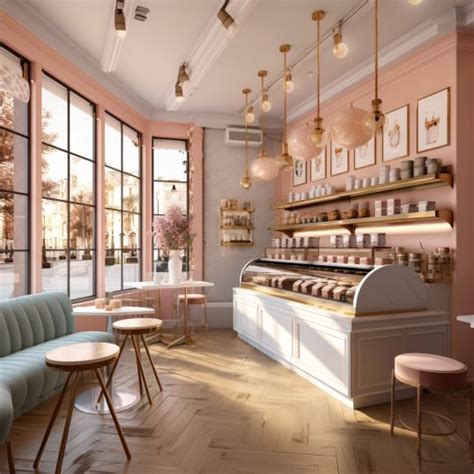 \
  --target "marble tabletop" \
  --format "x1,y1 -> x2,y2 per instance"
125,280 -> 214,291
457,315 -> 474,328
72,306 -> 155,317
